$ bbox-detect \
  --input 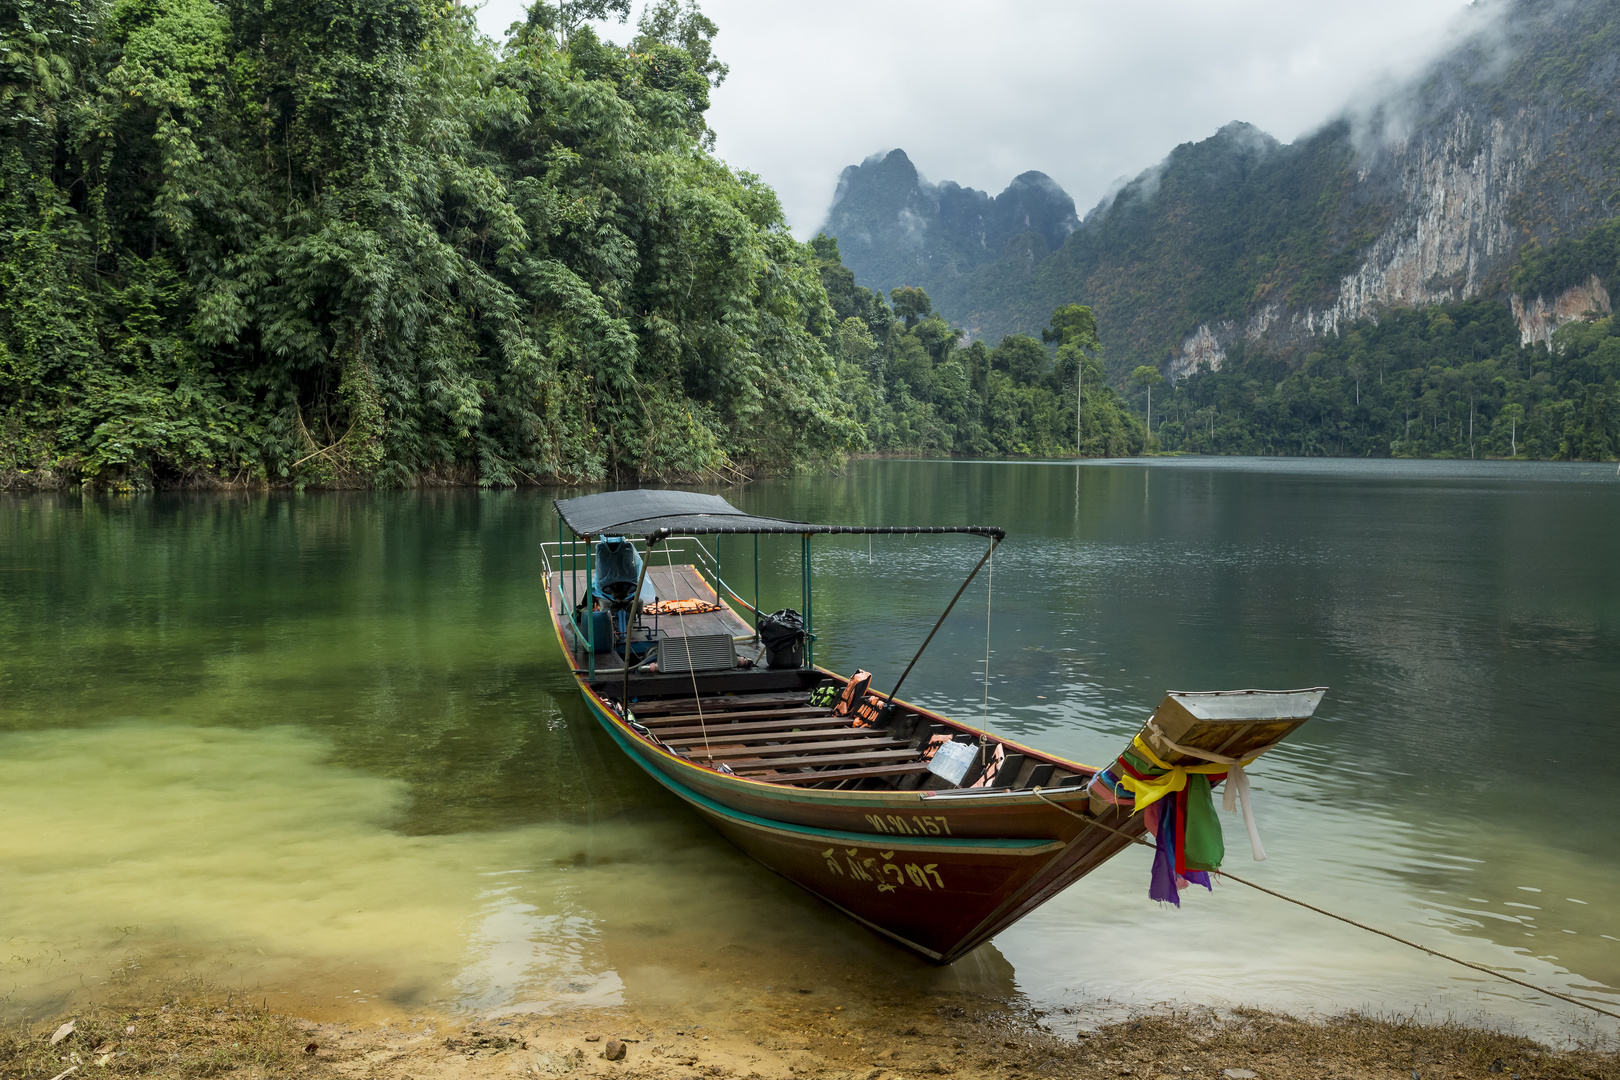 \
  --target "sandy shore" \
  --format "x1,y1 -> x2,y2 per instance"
5,981 -> 1616,1080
